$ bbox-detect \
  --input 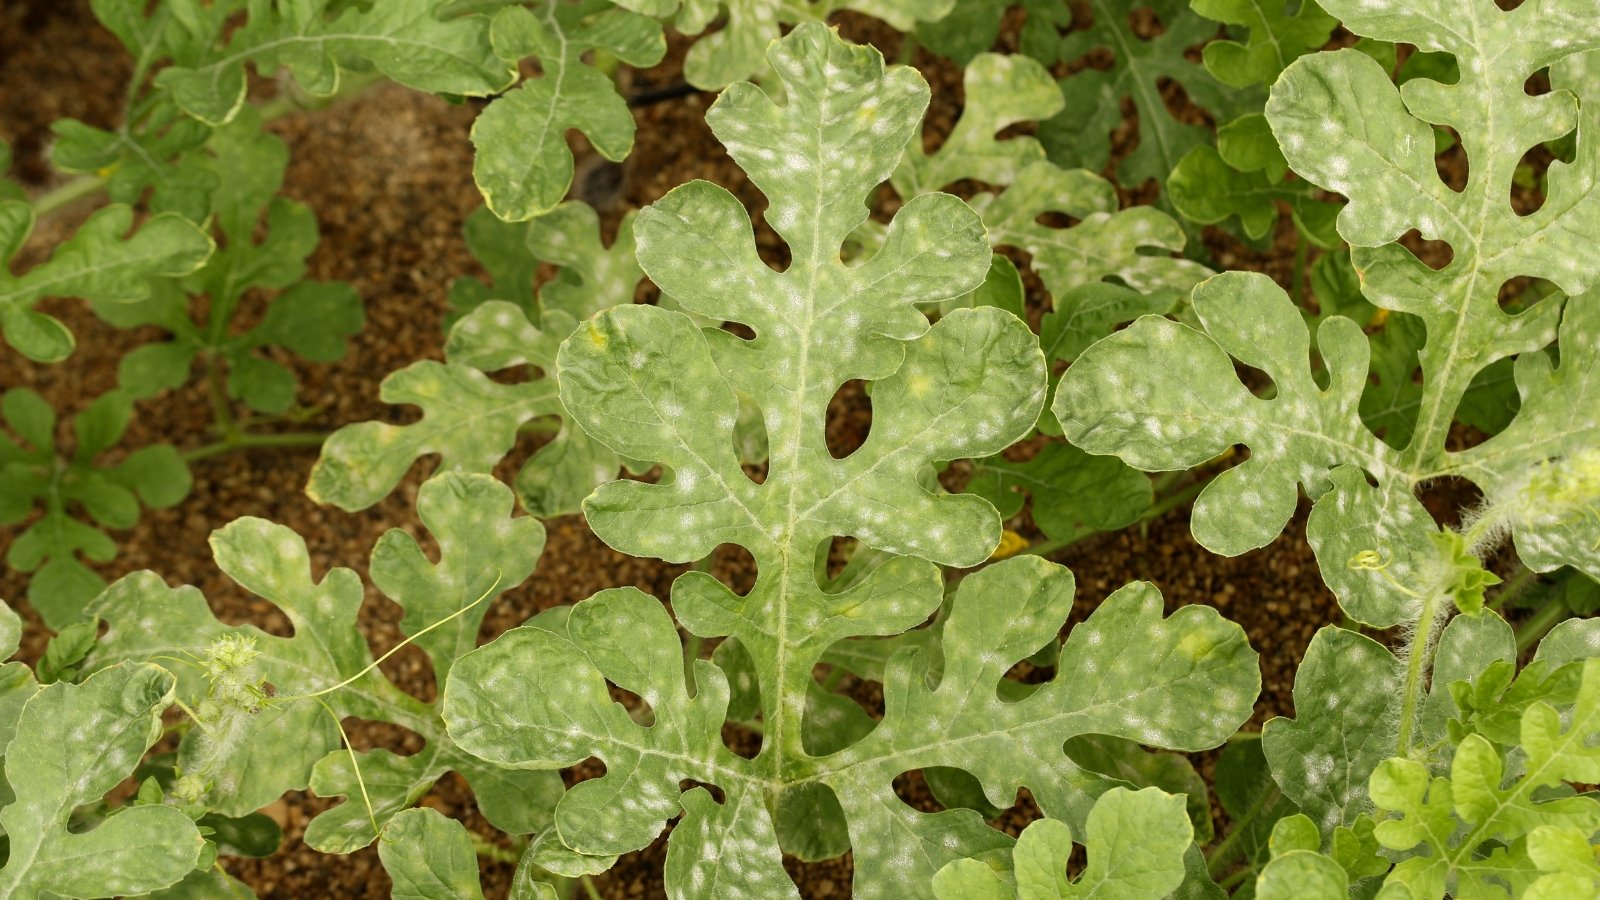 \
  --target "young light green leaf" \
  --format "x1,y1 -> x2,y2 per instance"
1371,658 -> 1600,897
931,788 -> 1193,899
445,26 -> 1258,898
471,2 -> 663,222
1190,0 -> 1337,89
0,202 -> 211,362
85,472 -> 555,851
0,389 -> 191,628
0,664 -> 205,898
155,0 -> 515,126
377,808 -> 486,900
